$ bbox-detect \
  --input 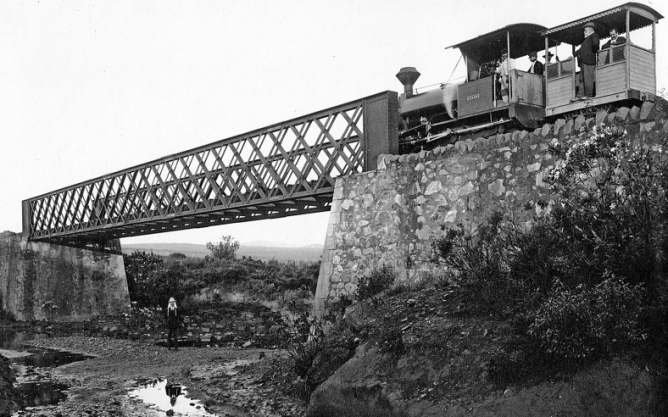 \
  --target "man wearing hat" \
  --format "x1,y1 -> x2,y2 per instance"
573,22 -> 599,99
528,51 -> 544,75
543,51 -> 558,63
